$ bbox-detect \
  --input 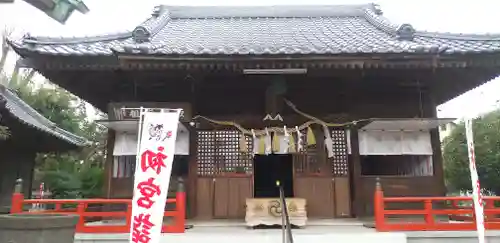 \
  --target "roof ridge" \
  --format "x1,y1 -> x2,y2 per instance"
360,5 -> 422,41
361,4 -> 500,41
131,6 -> 172,43
157,4 -> 375,19
415,31 -> 500,41
362,6 -> 397,35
